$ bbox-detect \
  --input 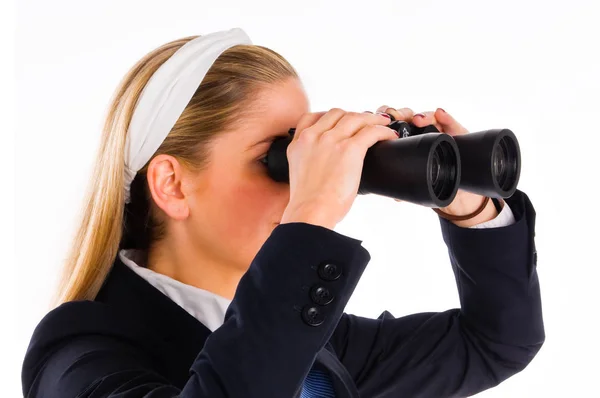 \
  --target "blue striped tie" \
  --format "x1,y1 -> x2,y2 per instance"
300,367 -> 336,397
